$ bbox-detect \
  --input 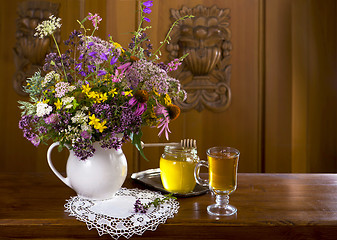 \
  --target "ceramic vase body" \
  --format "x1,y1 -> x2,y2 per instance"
47,142 -> 127,200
